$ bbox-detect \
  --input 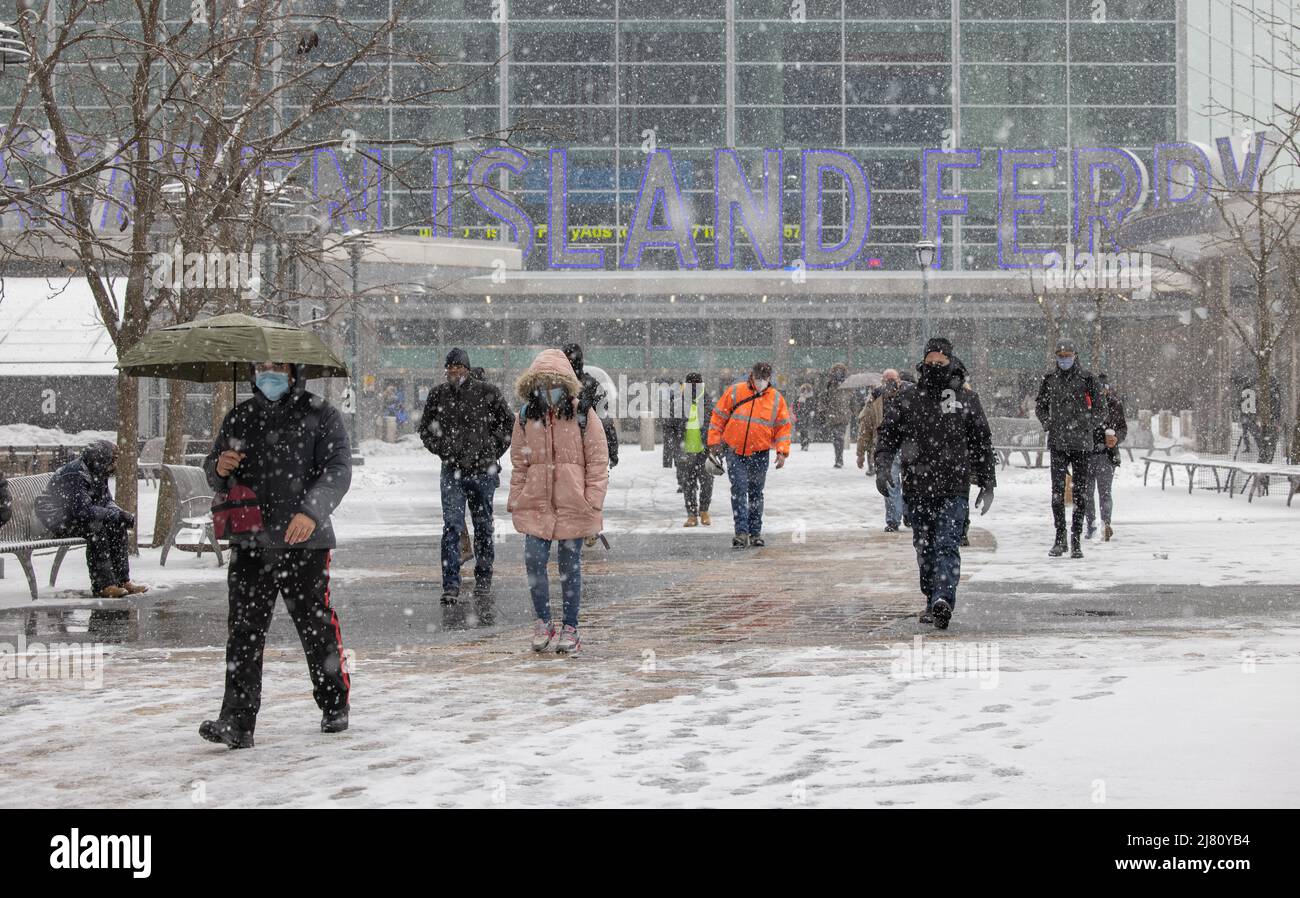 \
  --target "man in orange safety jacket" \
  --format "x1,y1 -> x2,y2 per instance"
707,361 -> 792,549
